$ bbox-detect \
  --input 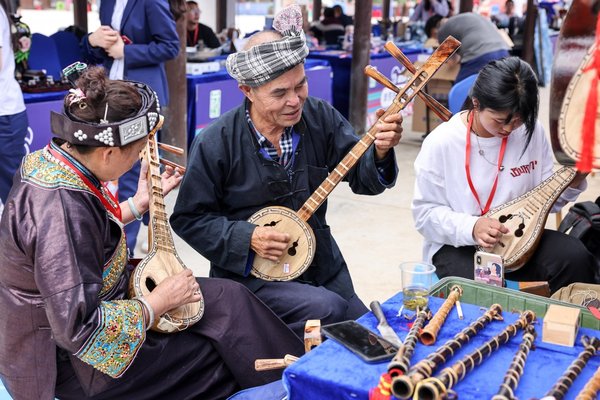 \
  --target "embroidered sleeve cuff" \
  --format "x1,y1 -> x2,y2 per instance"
76,300 -> 146,378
